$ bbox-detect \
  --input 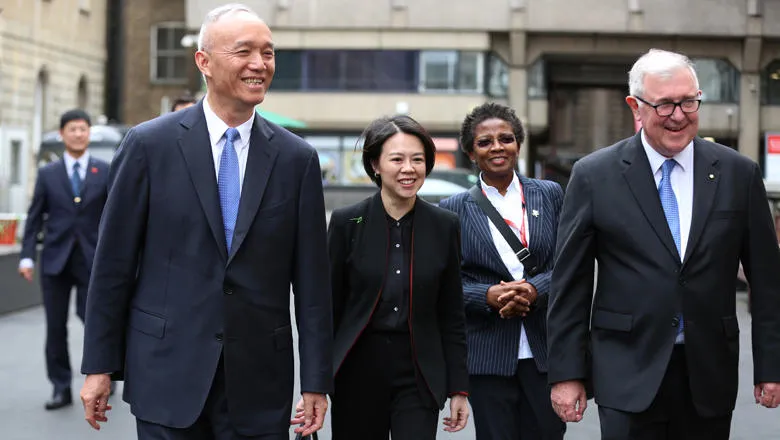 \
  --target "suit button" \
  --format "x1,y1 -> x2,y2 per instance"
678,277 -> 686,286
223,287 -> 233,295
671,317 -> 680,327
215,333 -> 223,341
